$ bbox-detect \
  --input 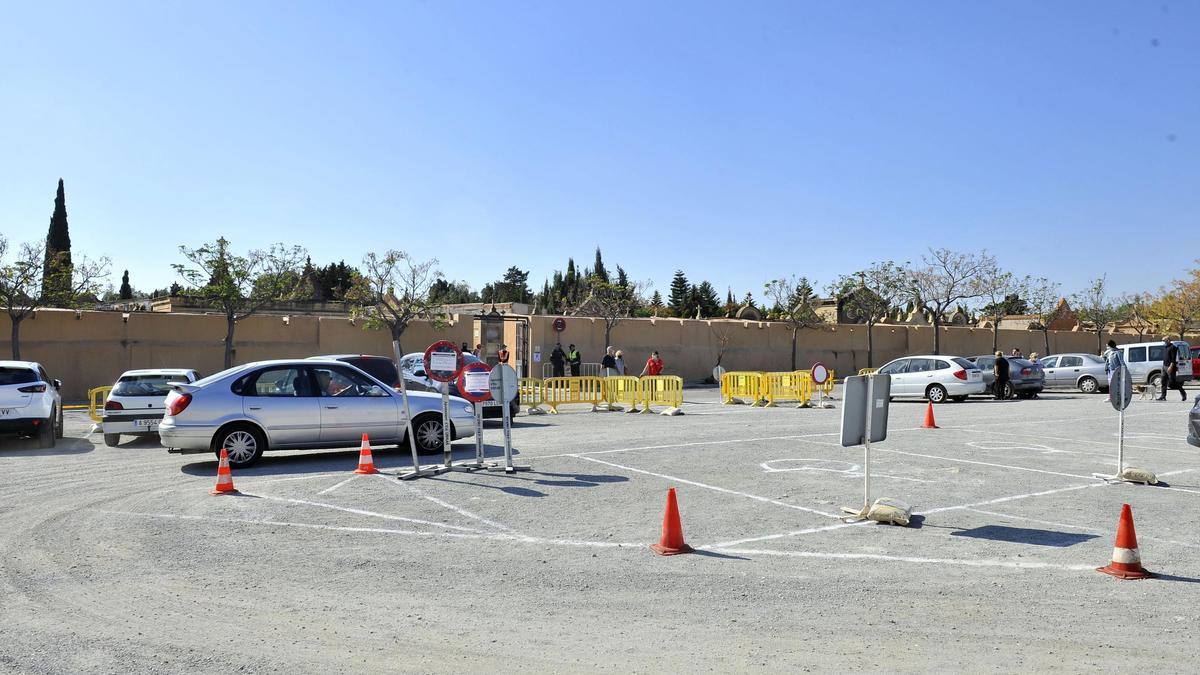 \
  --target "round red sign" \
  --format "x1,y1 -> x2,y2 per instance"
811,362 -> 830,385
457,361 -> 493,403
423,340 -> 463,383
553,317 -> 566,332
